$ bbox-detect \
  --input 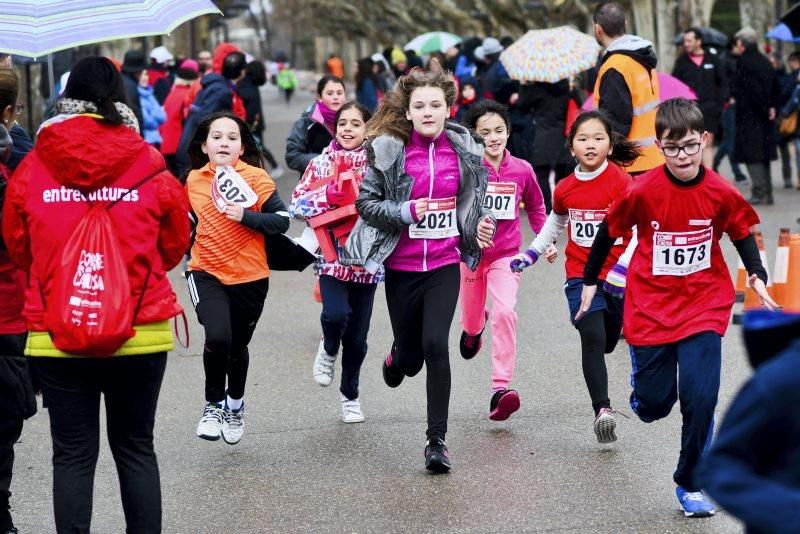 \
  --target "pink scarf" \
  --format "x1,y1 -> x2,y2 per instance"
317,101 -> 337,134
